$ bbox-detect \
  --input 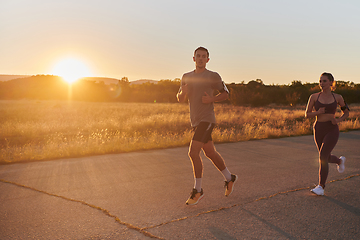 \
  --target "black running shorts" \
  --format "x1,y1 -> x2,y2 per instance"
192,122 -> 215,143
